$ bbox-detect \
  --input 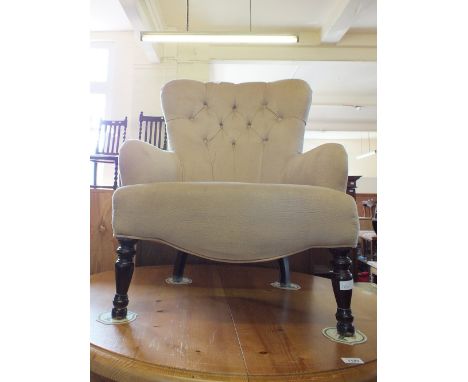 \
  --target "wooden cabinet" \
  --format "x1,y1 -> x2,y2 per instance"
346,176 -> 361,199
90,189 -> 117,274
